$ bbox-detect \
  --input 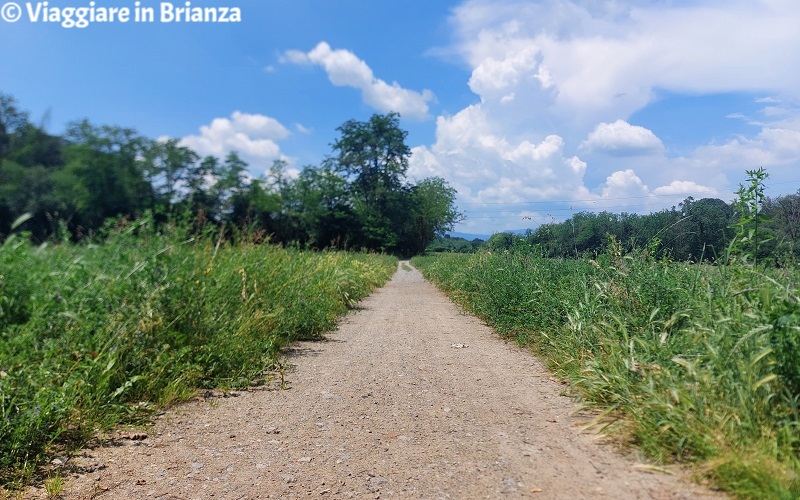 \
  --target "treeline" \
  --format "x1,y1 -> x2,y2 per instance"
488,192 -> 800,263
426,234 -> 485,253
0,94 -> 460,255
